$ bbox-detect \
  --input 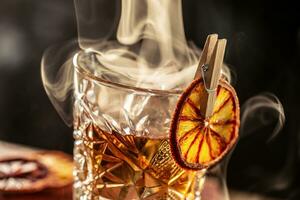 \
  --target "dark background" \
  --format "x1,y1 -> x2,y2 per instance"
0,0 -> 299,199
